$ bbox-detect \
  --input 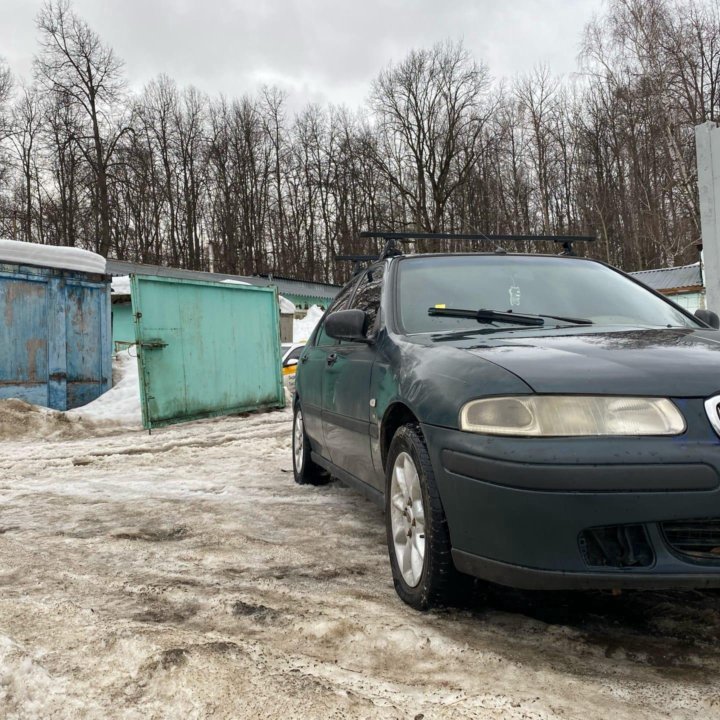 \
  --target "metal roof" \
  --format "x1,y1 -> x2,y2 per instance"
629,263 -> 703,292
106,260 -> 340,300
